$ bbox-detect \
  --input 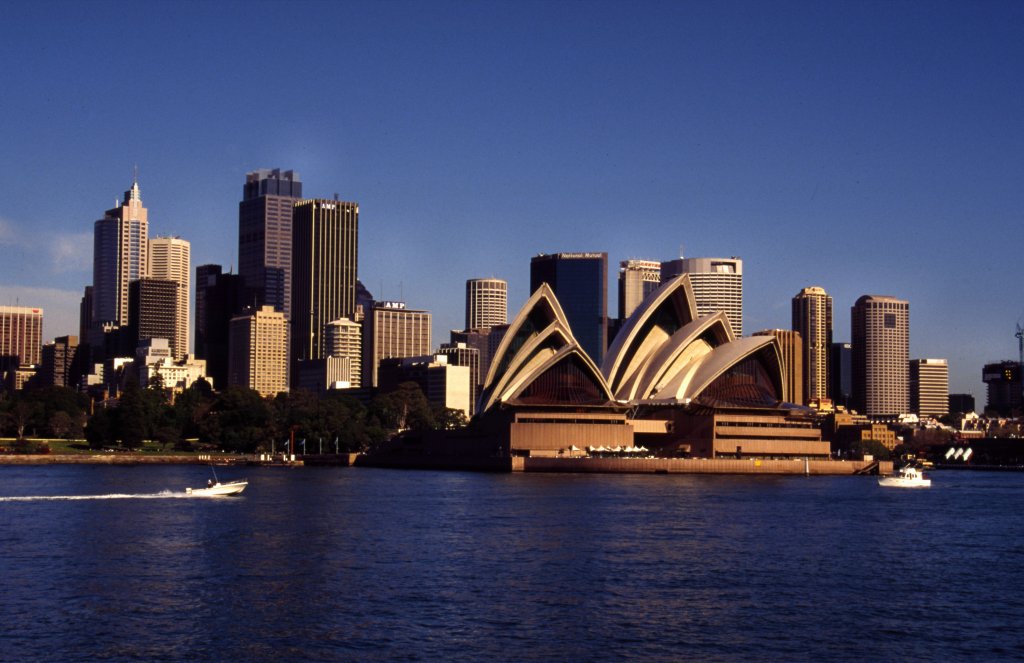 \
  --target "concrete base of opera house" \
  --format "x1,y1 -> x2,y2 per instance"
358,452 -> 890,476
